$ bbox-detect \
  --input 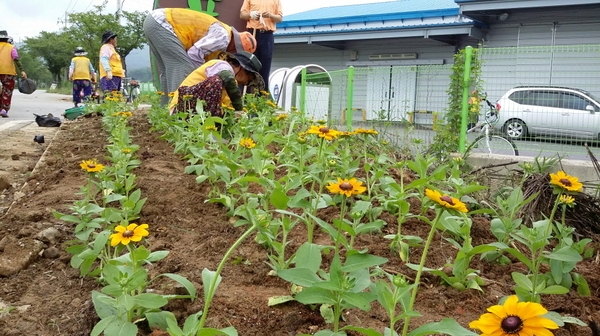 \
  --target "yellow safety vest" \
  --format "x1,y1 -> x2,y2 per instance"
165,8 -> 232,61
99,44 -> 124,78
169,59 -> 234,111
0,42 -> 16,75
72,56 -> 93,80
